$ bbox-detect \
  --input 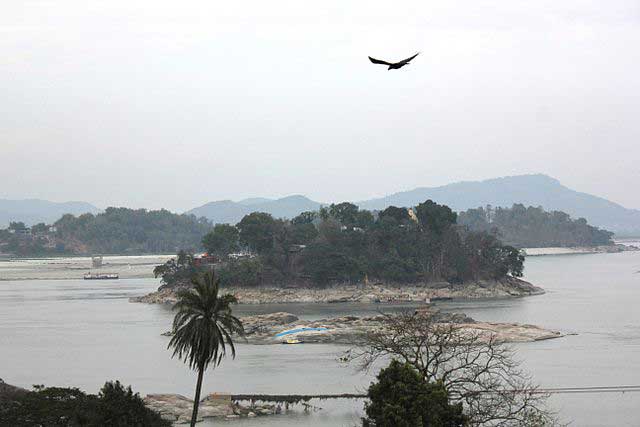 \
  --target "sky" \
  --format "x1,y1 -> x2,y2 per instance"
1,0 -> 640,212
